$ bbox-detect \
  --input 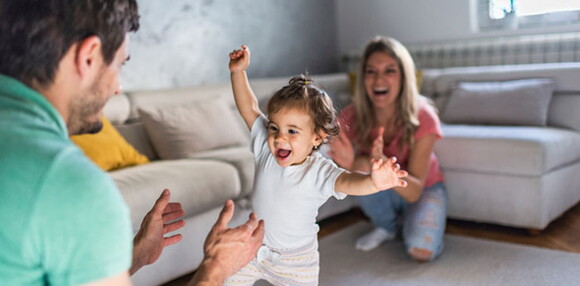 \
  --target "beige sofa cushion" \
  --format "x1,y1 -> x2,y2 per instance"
548,93 -> 580,133
441,78 -> 555,126
138,97 -> 248,159
115,122 -> 159,160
